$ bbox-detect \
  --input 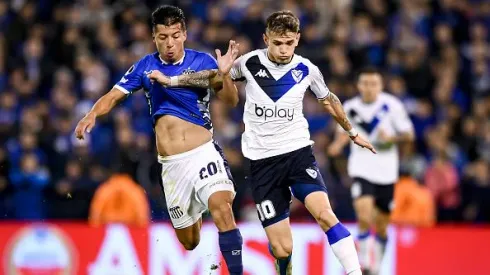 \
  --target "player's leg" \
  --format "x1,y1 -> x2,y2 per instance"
351,178 -> 376,273
265,218 -> 293,275
203,188 -> 243,275
196,141 -> 243,275
247,154 -> 293,275
160,155 -> 206,250
289,147 -> 361,275
163,184 -> 204,250
295,189 -> 361,275
174,219 -> 202,250
370,184 -> 395,275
